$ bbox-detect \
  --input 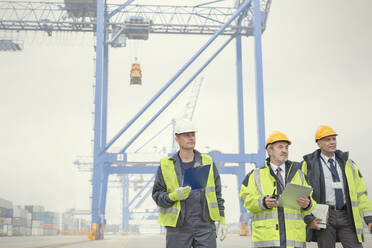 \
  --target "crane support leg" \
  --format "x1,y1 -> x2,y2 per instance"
90,0 -> 109,240
122,175 -> 130,232
253,0 -> 266,166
